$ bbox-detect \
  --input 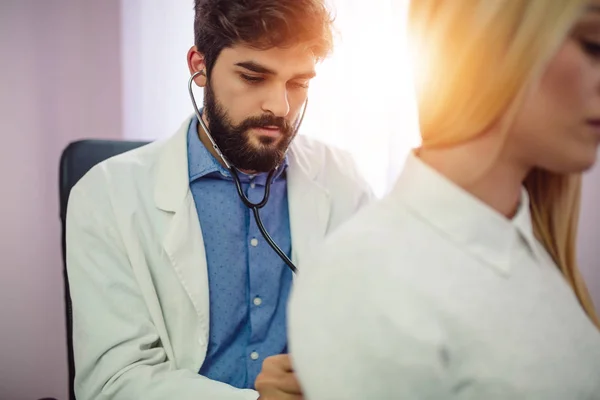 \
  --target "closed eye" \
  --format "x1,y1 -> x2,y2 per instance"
289,81 -> 310,89
581,39 -> 600,58
240,74 -> 265,84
